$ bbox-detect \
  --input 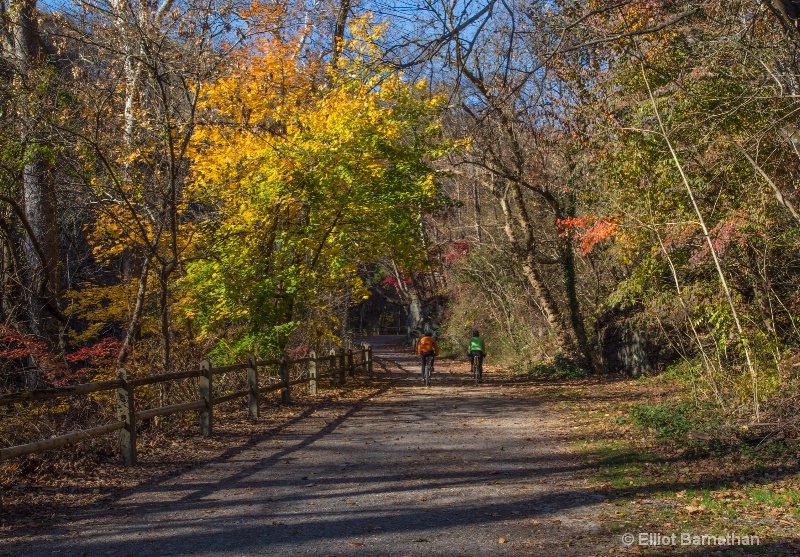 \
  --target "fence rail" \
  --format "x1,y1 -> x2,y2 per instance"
0,344 -> 373,465
0,379 -> 125,405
